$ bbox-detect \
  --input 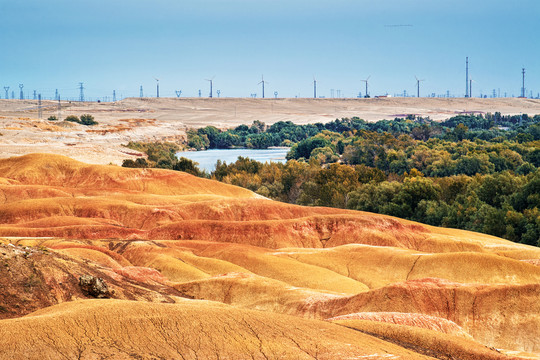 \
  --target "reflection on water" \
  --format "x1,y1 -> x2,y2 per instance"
176,148 -> 289,173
